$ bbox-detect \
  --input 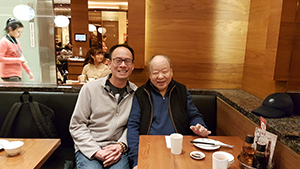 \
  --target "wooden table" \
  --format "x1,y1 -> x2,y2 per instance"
138,135 -> 244,169
0,138 -> 61,169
